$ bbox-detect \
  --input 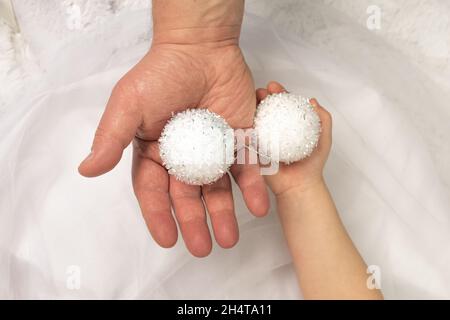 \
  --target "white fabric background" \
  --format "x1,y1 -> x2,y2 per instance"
0,0 -> 449,299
